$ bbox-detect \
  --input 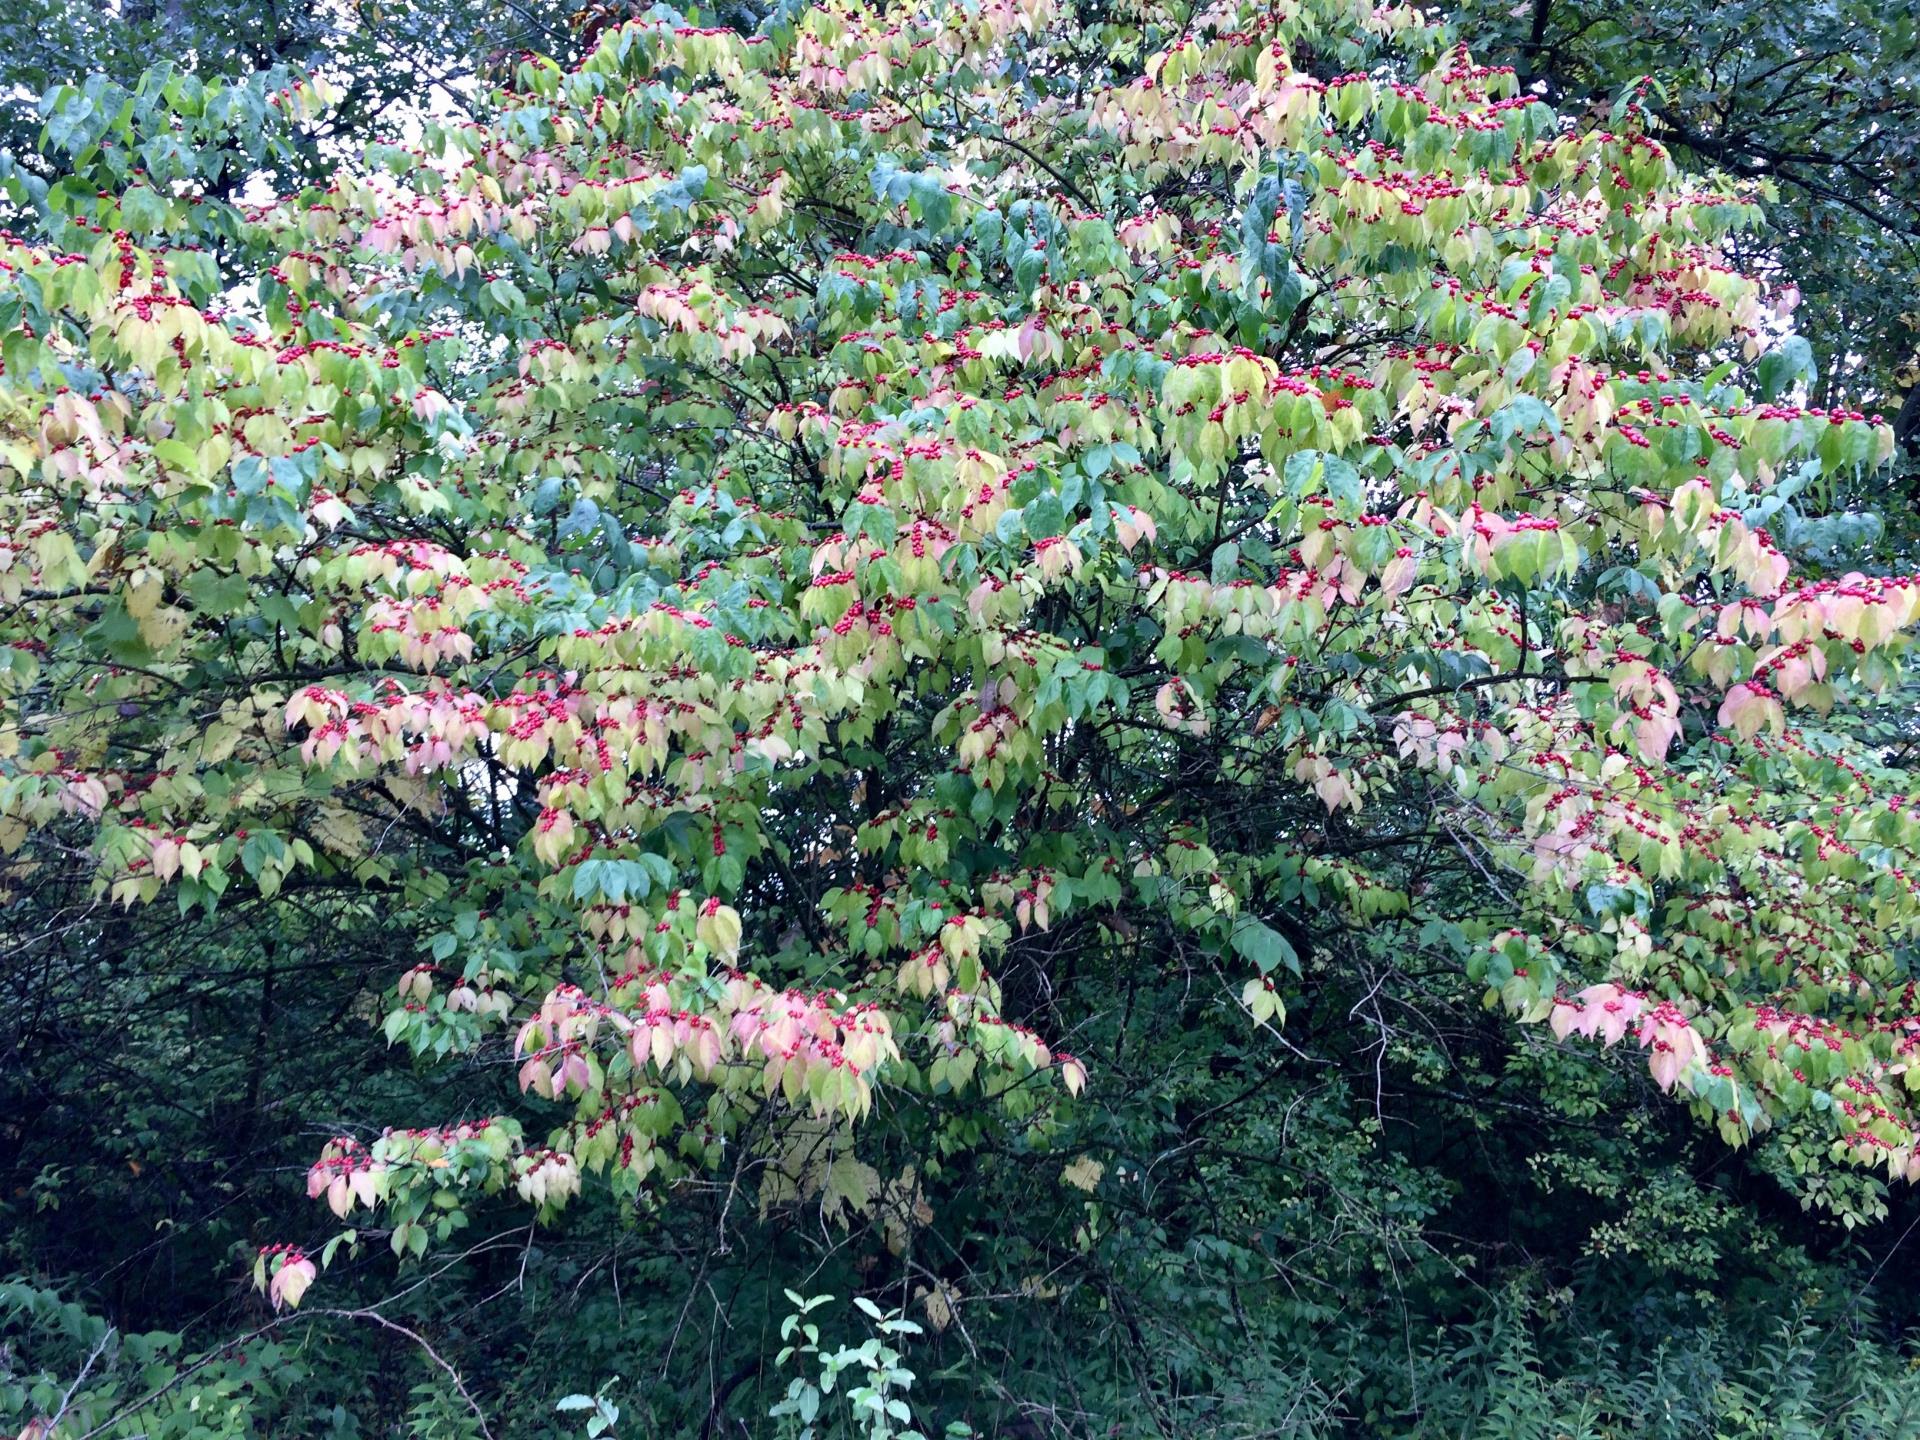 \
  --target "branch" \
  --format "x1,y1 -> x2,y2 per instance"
317,1309 -> 496,1440
1367,669 -> 1544,714
978,131 -> 1097,213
